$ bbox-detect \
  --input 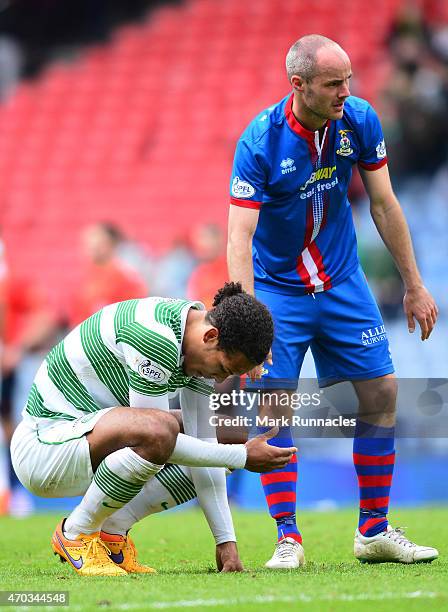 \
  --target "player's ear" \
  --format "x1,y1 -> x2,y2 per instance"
291,75 -> 304,92
203,327 -> 219,345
